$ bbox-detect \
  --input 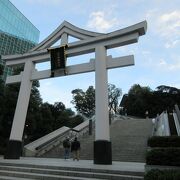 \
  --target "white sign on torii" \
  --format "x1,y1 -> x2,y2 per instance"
2,21 -> 147,164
